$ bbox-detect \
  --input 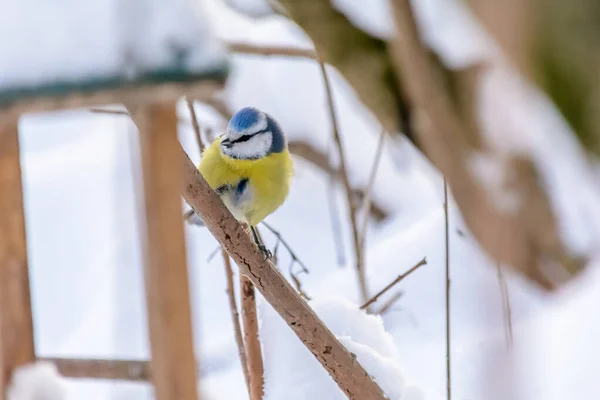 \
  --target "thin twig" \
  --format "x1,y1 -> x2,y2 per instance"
374,291 -> 404,315
318,60 -> 369,304
496,263 -> 514,349
360,257 -> 427,310
223,250 -> 250,392
327,166 -> 347,266
228,42 -> 317,59
359,129 -> 386,248
444,178 -> 452,400
260,221 -> 309,274
240,274 -> 264,400
259,221 -> 310,298
186,97 -> 205,152
288,140 -> 388,222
